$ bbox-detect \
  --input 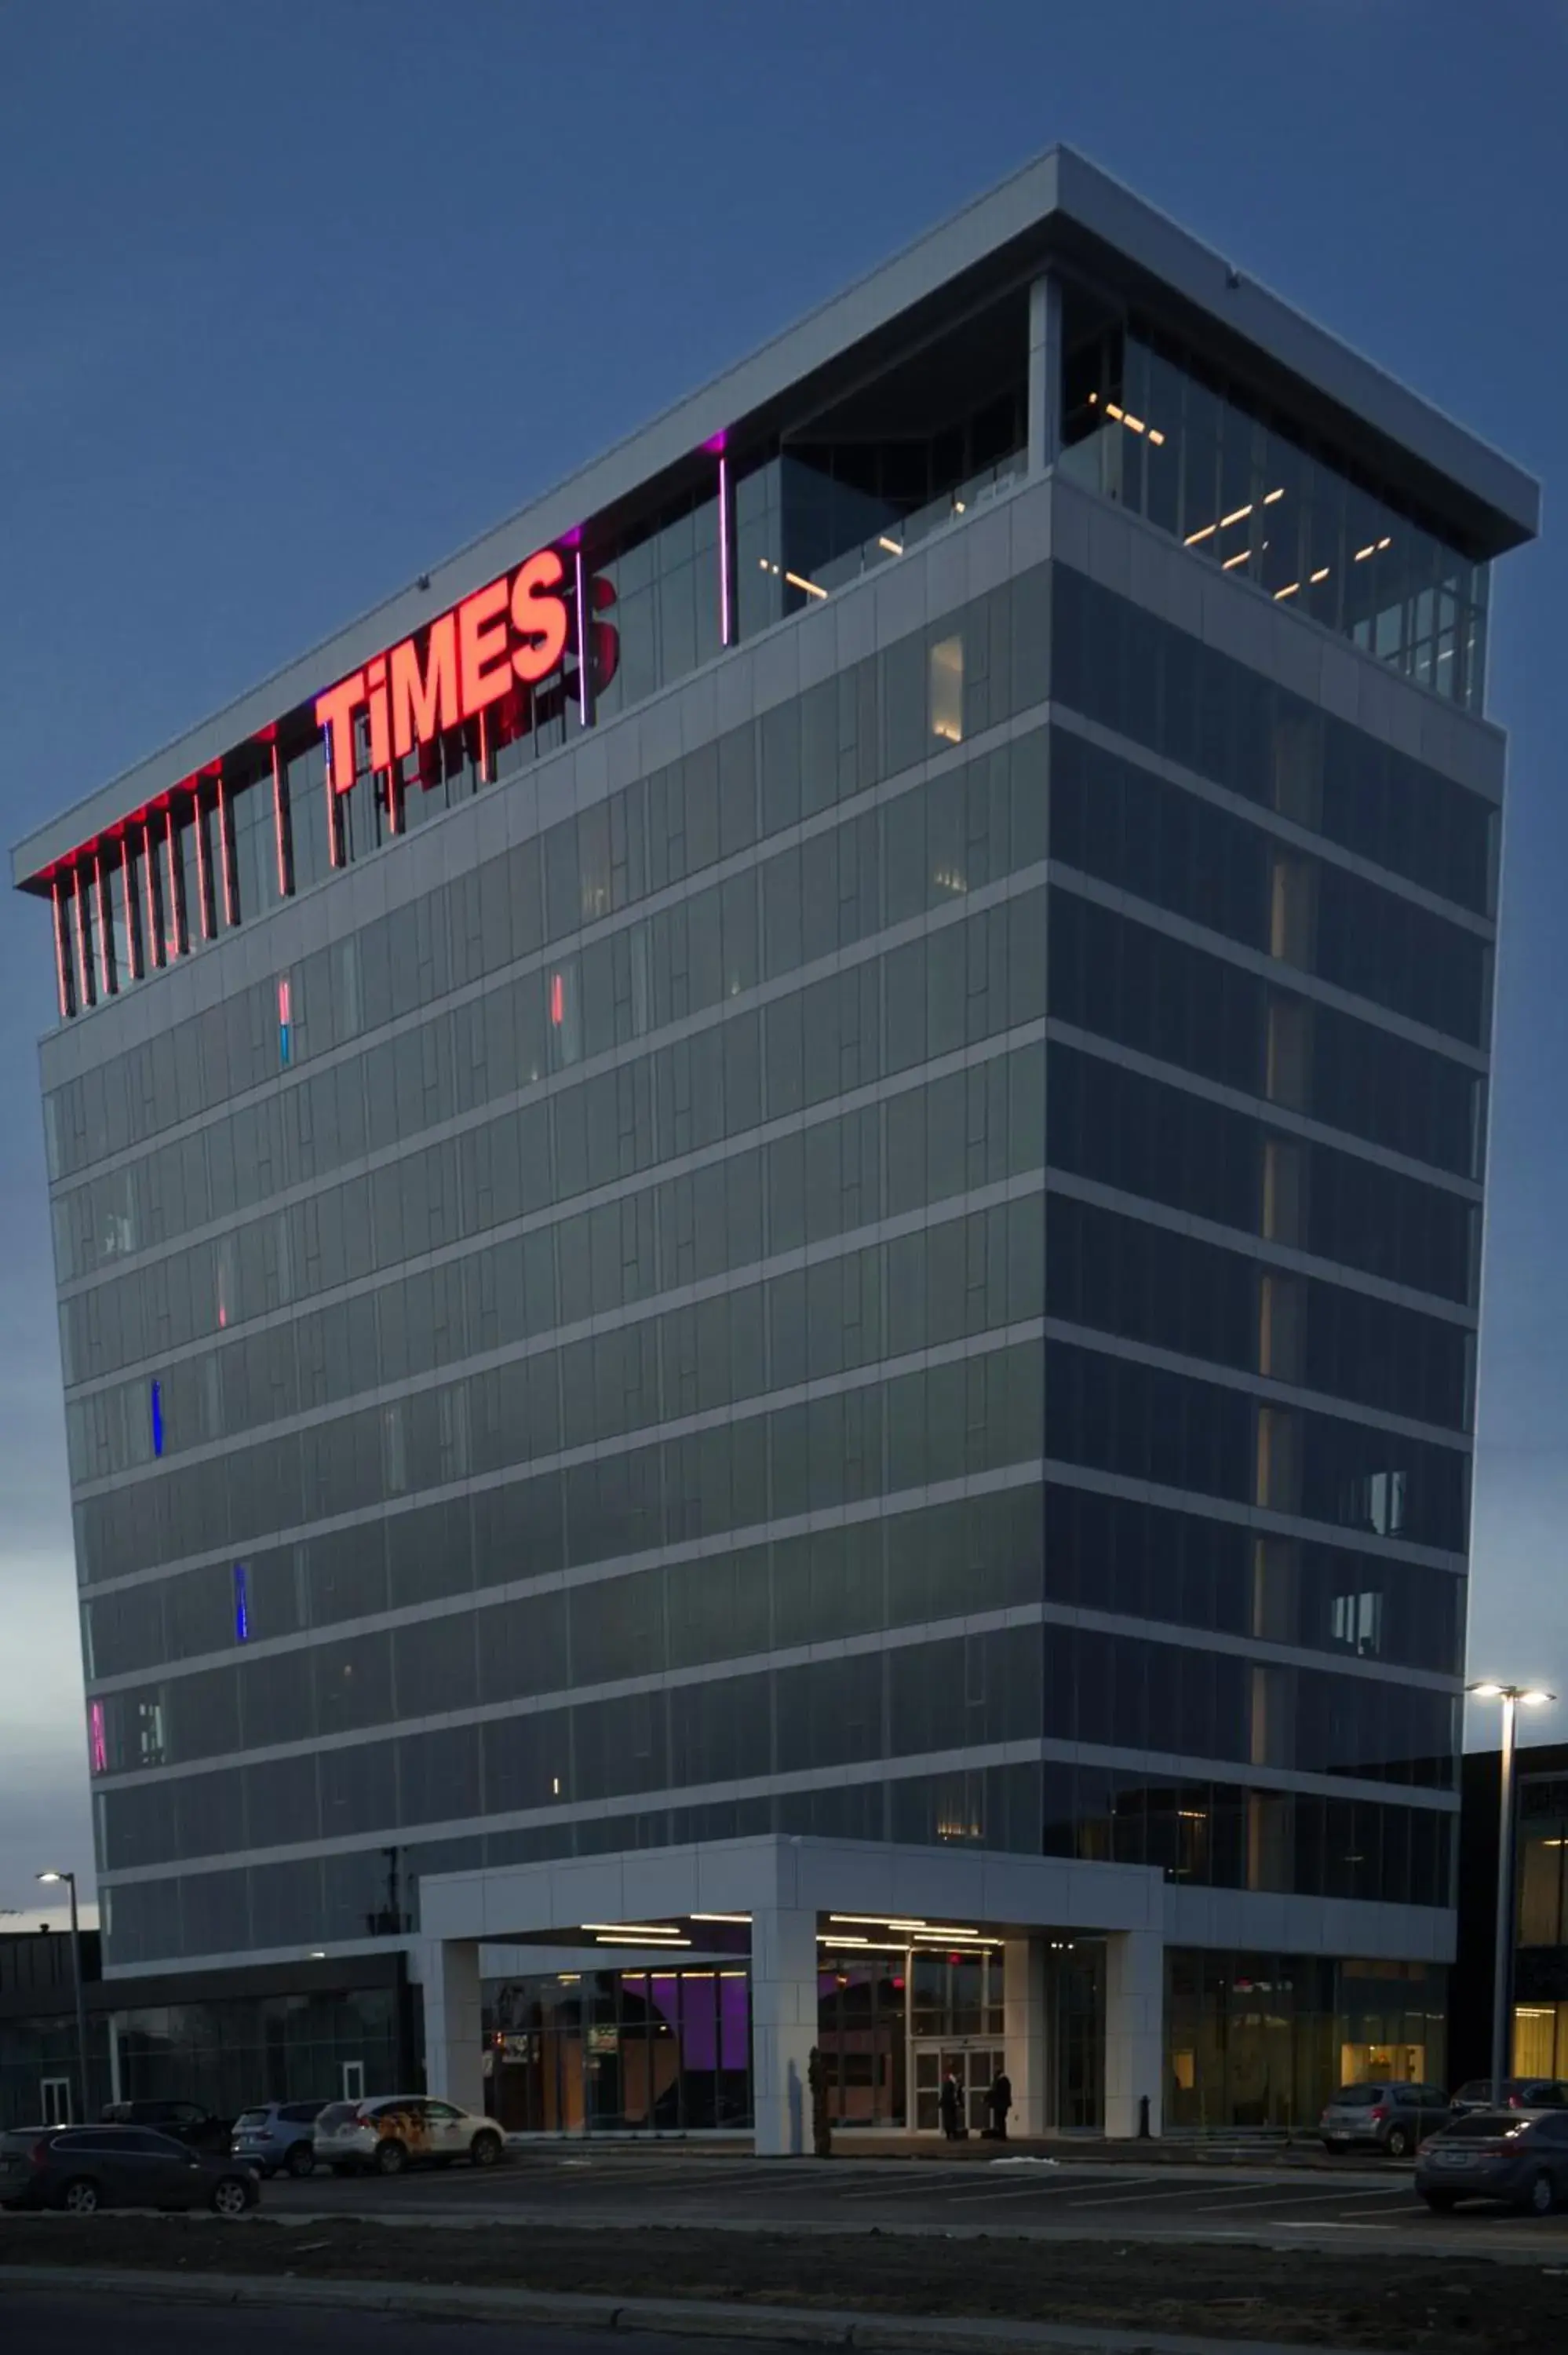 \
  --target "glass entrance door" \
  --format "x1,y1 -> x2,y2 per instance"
912,2044 -> 1005,2133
